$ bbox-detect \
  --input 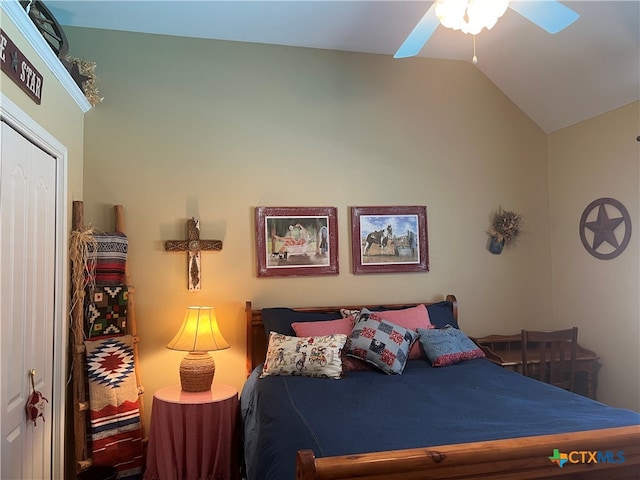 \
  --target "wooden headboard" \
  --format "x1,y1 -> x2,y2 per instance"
245,294 -> 458,376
